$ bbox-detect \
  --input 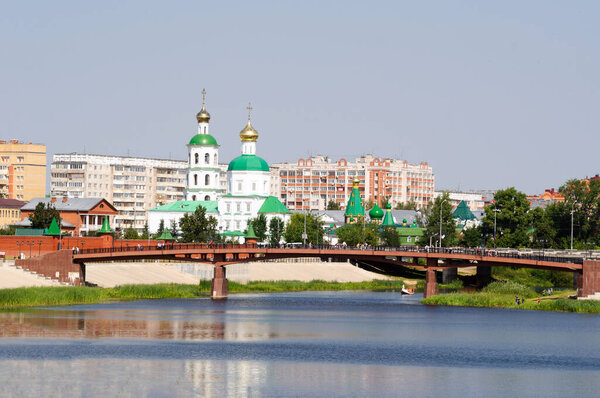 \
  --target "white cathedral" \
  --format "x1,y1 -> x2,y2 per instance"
148,90 -> 291,240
